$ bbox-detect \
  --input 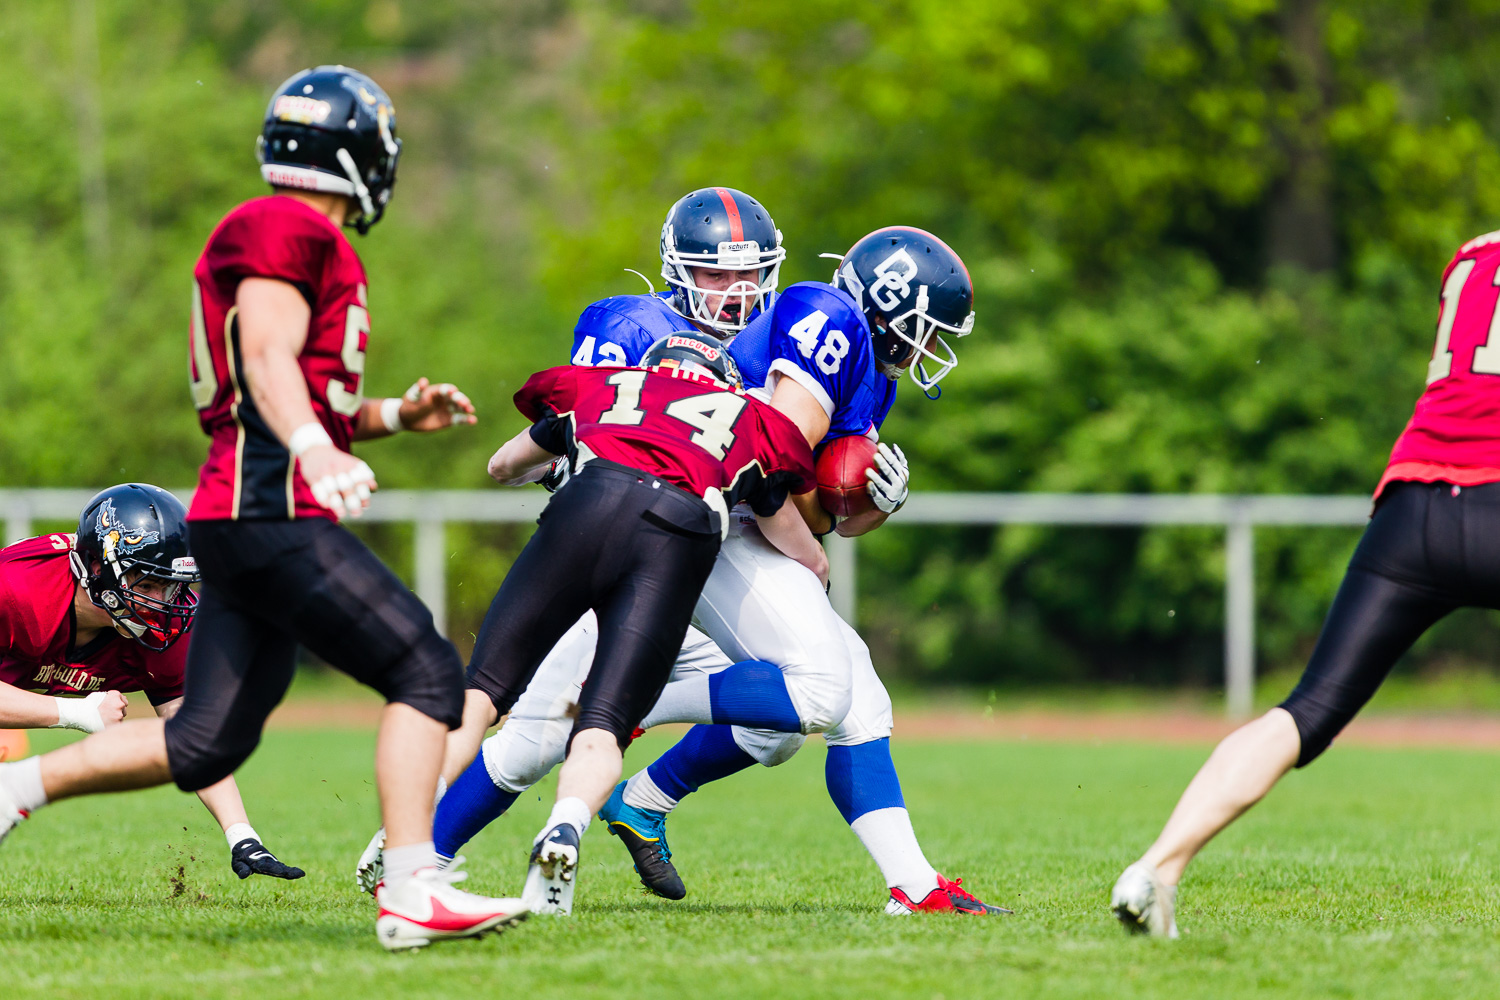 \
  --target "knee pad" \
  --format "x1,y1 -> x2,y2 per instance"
785,673 -> 852,735
481,718 -> 569,793
165,715 -> 260,793
732,726 -> 806,767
